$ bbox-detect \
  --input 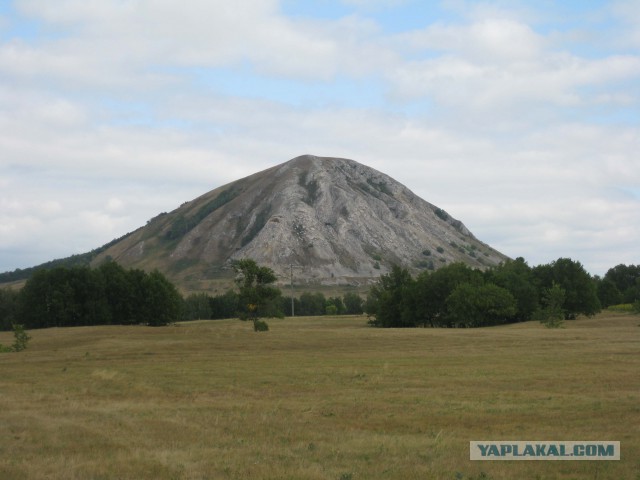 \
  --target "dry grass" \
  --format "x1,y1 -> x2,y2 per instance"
0,312 -> 638,479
